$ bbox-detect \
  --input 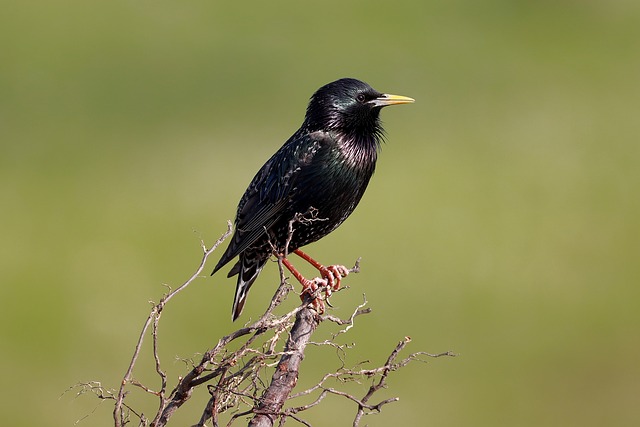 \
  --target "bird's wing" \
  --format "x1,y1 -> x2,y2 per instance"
213,132 -> 327,271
